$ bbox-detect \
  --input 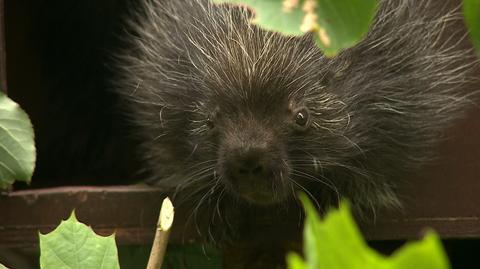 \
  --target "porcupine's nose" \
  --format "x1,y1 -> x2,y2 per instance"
229,148 -> 270,179
224,144 -> 278,204
219,123 -> 288,204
